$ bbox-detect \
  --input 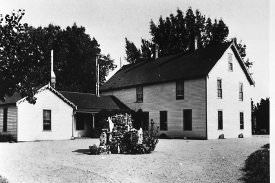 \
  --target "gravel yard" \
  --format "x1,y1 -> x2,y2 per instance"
0,135 -> 269,183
